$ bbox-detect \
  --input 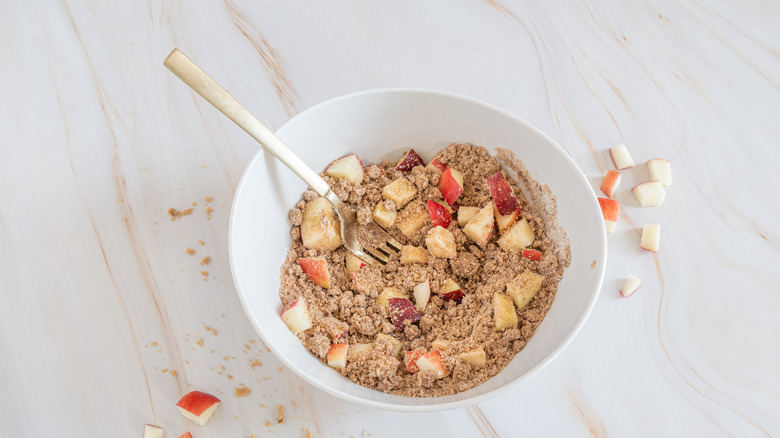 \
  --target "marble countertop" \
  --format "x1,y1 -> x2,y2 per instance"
2,1 -> 778,436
